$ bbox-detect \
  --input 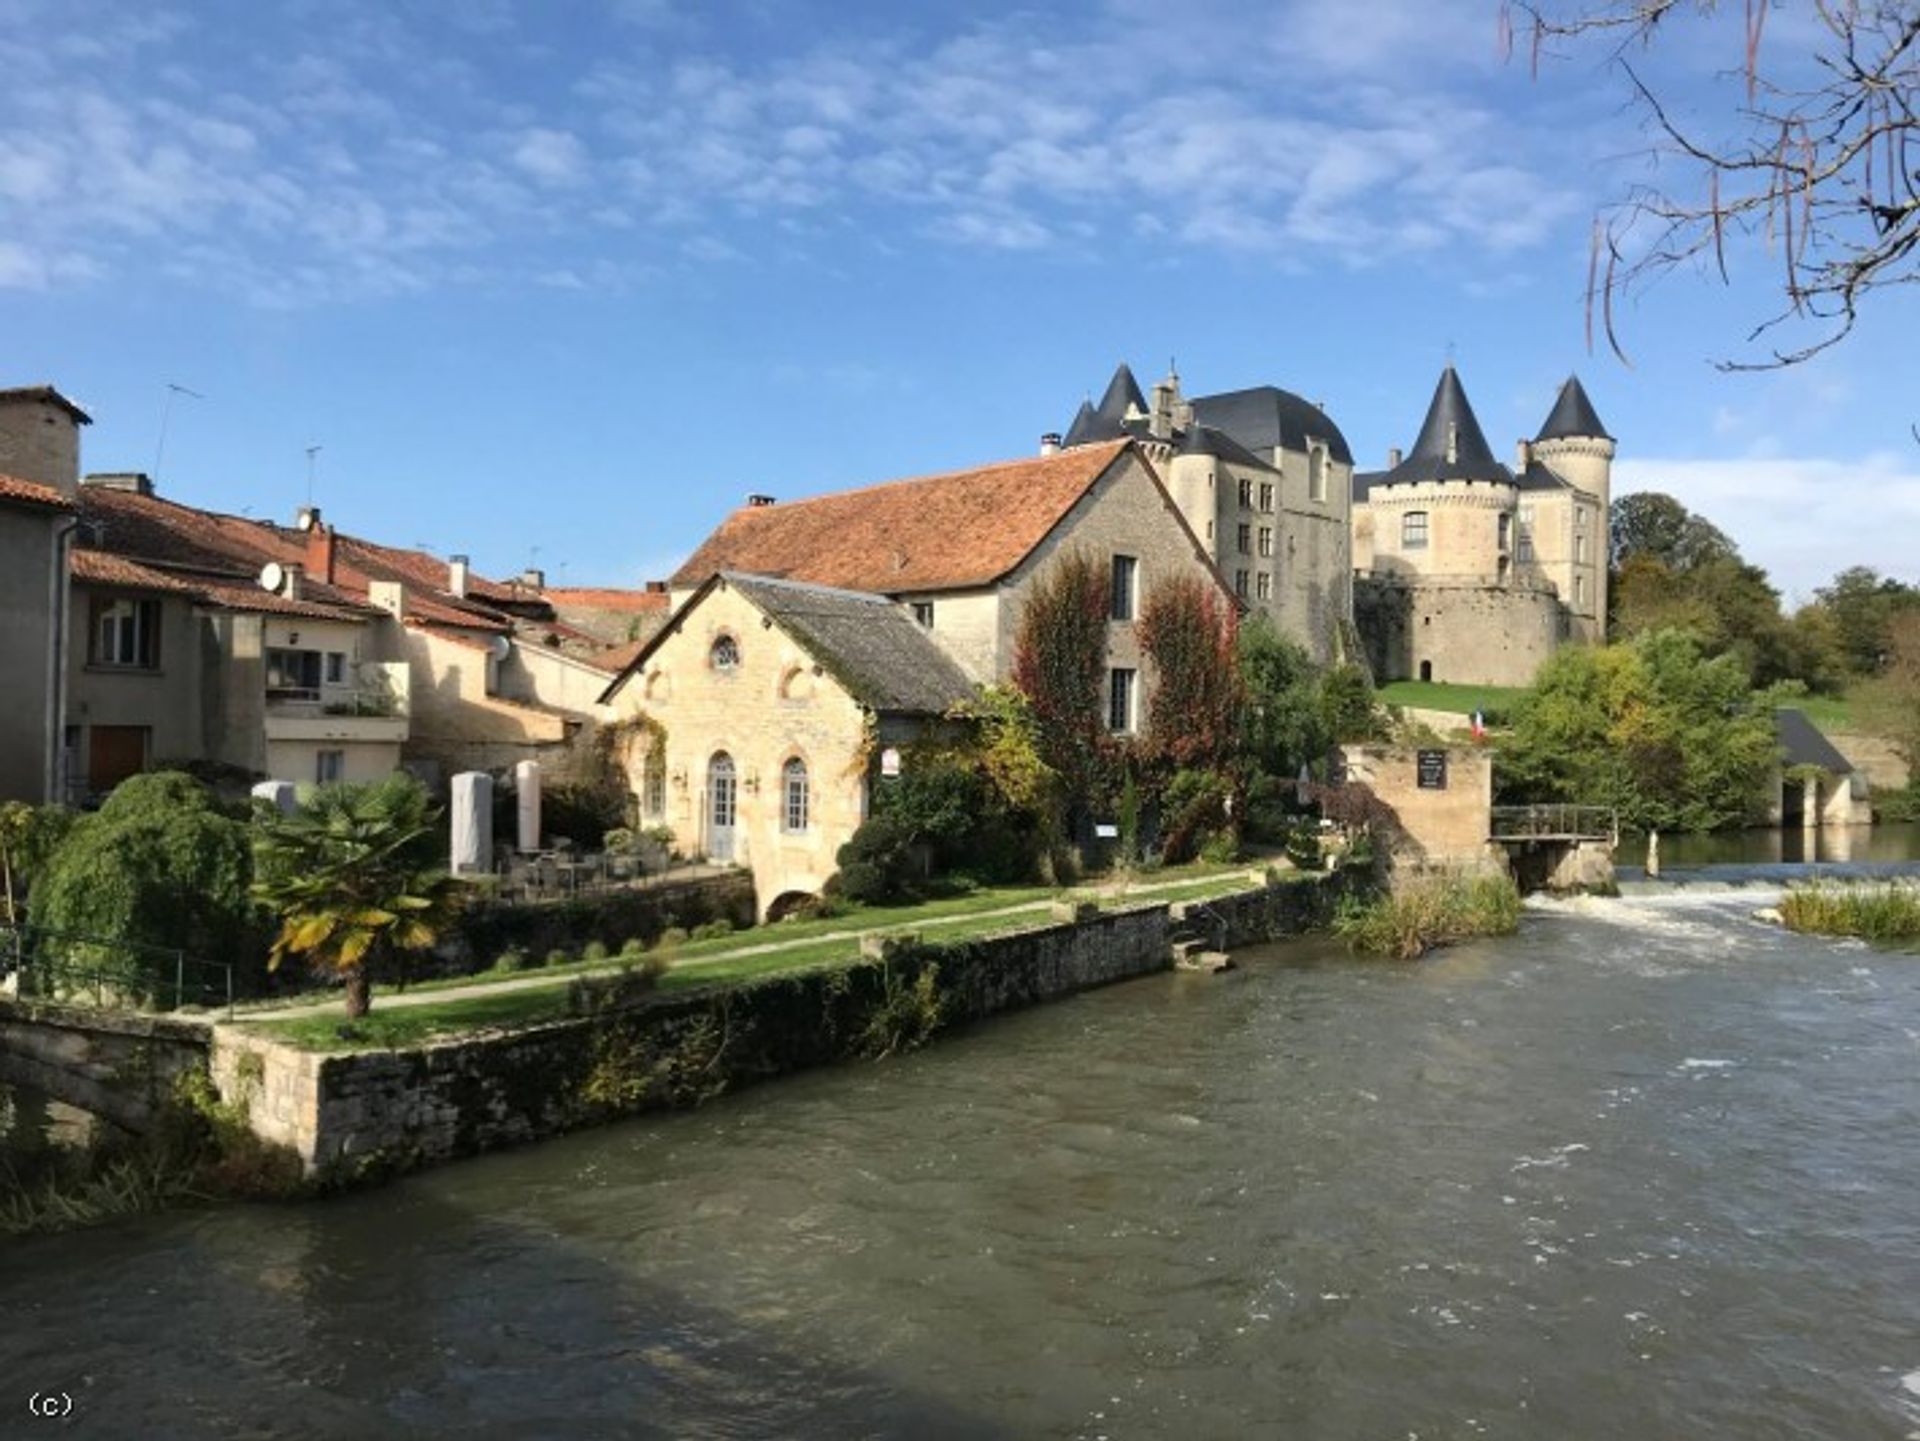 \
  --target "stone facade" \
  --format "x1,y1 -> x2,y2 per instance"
1351,370 -> 1614,686
1338,744 -> 1498,868
0,387 -> 86,496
